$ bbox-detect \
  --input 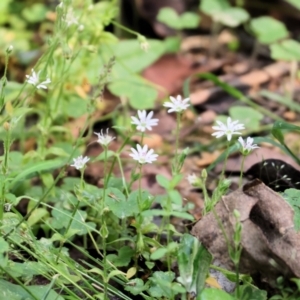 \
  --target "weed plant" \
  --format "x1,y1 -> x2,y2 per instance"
1,1 -> 300,300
